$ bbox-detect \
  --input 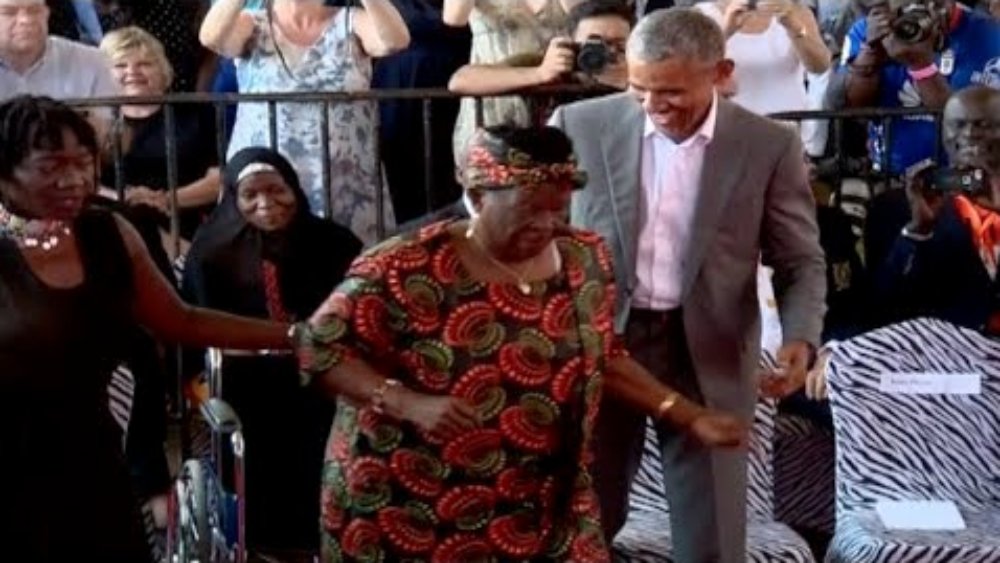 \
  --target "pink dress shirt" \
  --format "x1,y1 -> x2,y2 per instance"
632,94 -> 719,311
